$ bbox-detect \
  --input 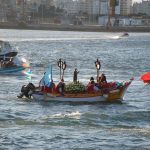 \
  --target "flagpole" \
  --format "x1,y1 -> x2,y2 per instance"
51,65 -> 52,82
